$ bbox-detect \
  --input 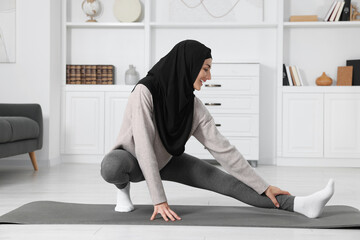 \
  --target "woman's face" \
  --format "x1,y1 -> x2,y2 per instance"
193,58 -> 212,91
